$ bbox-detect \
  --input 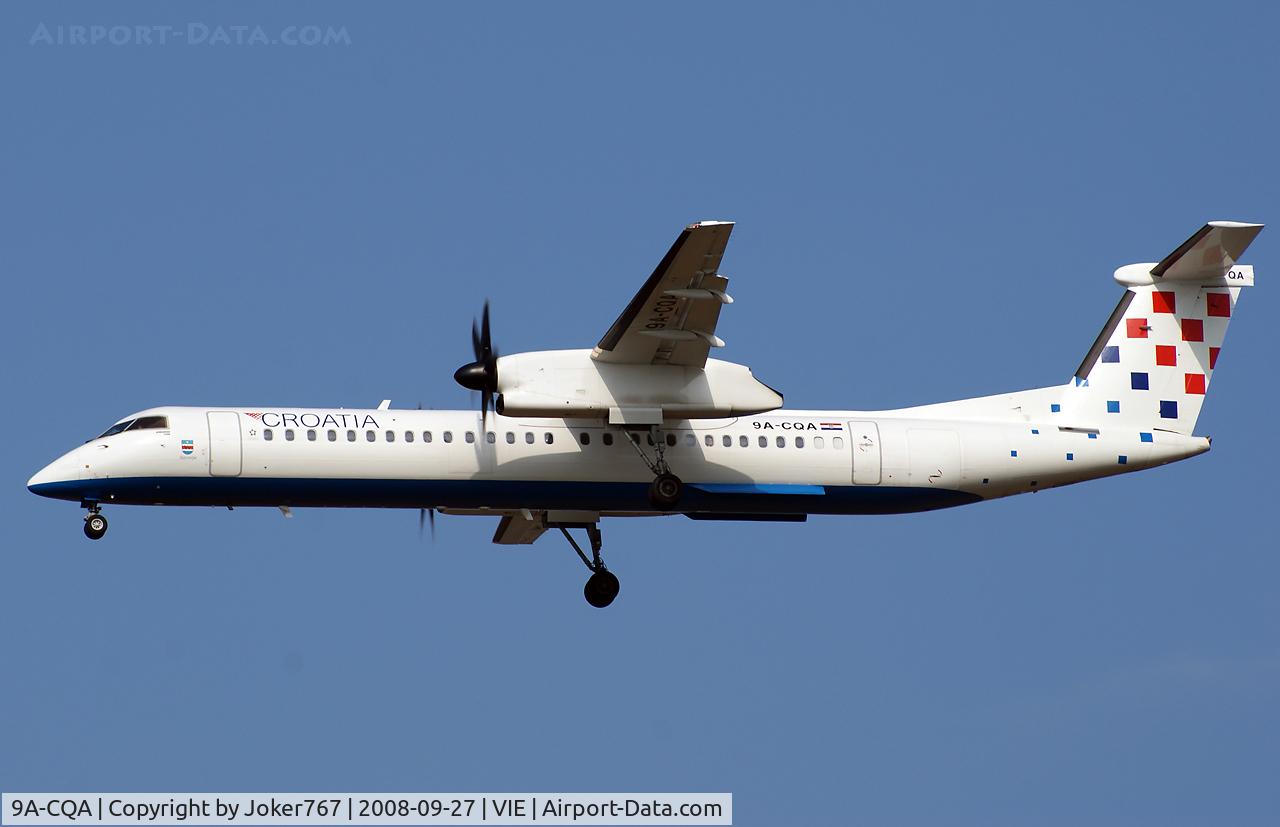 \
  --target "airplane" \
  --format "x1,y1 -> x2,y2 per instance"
27,220 -> 1262,607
